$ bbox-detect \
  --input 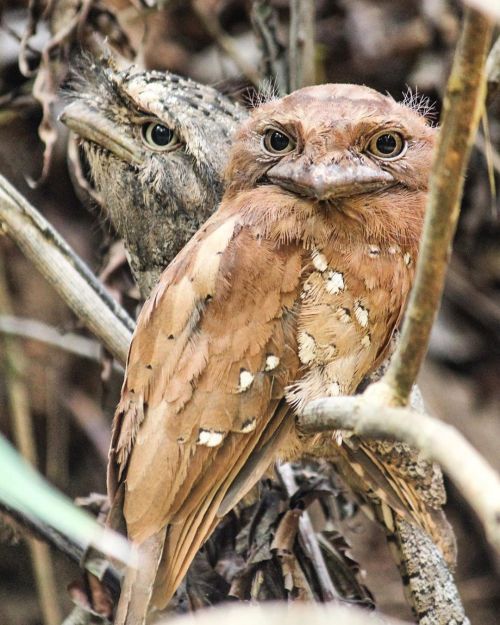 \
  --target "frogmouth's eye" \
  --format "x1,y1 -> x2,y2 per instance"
263,128 -> 296,155
367,131 -> 406,160
141,122 -> 180,152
